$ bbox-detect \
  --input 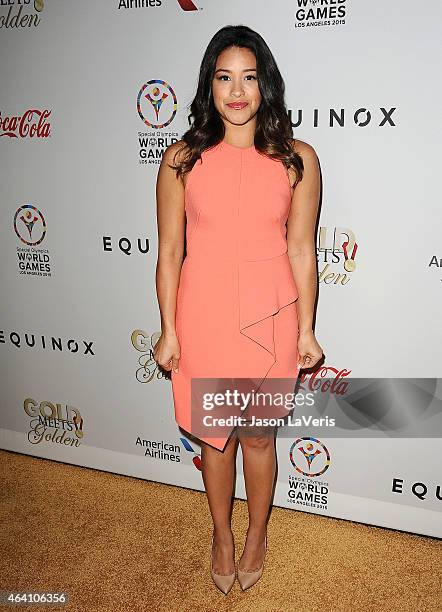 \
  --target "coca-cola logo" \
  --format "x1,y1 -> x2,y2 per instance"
298,366 -> 351,395
0,109 -> 51,138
